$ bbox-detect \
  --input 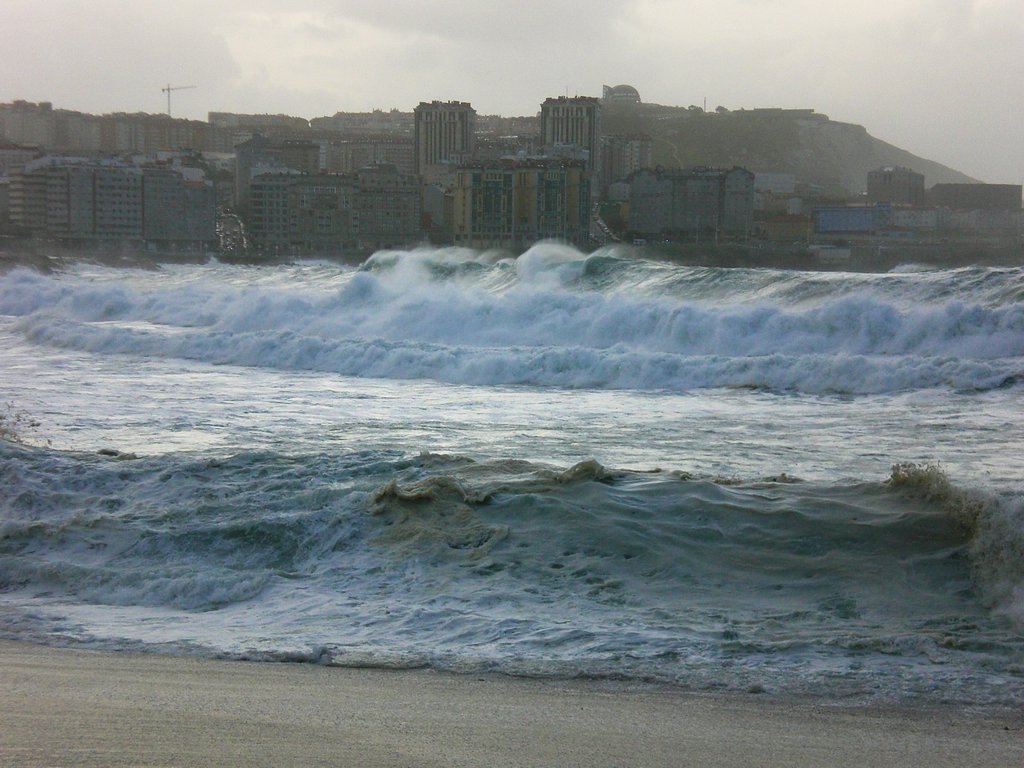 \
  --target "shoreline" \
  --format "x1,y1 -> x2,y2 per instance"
1,639 -> 1020,767
2,238 -> 1023,276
